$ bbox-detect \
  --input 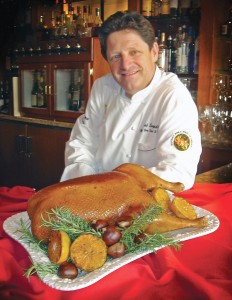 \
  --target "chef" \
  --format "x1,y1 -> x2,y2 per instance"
60,11 -> 202,190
